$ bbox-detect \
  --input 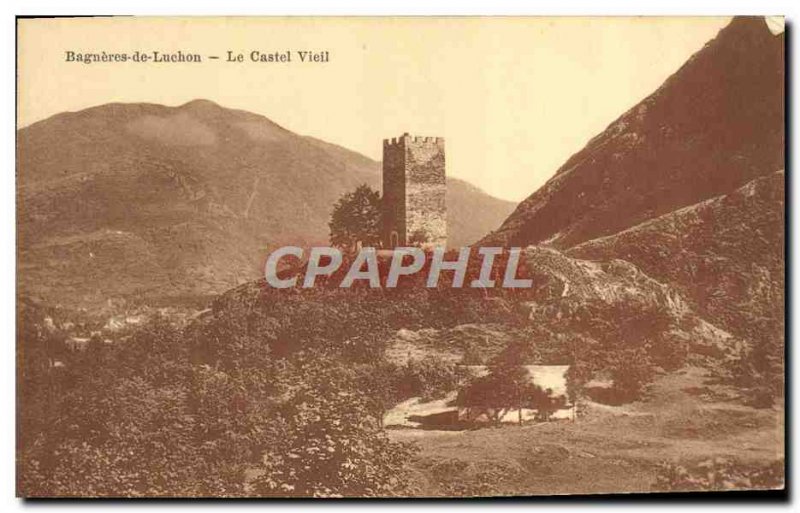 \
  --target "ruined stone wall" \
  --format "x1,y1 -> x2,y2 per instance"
382,137 -> 407,247
405,137 -> 446,247
381,134 -> 446,248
